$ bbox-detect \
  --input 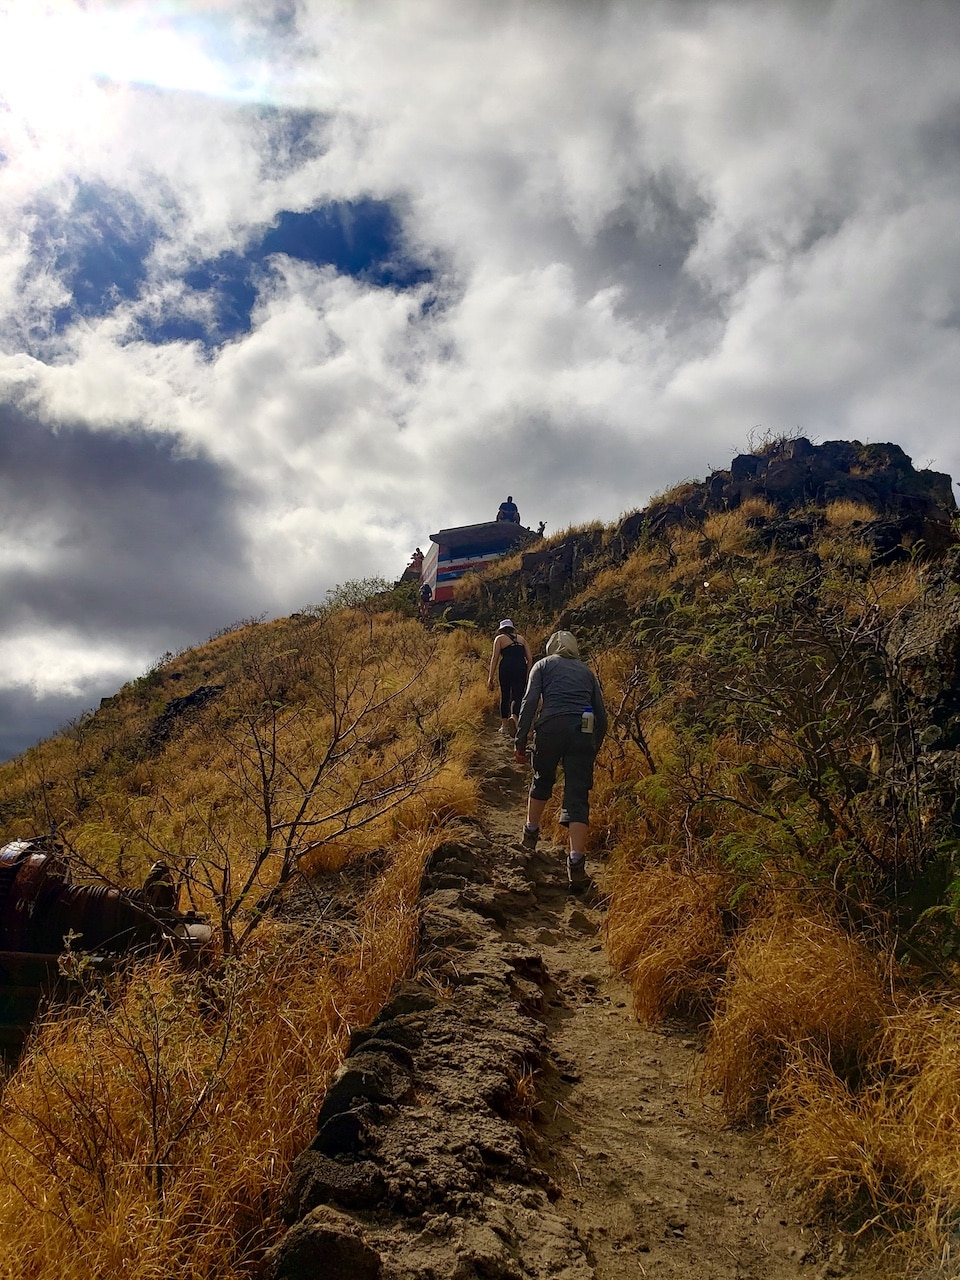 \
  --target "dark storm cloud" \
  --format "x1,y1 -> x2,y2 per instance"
0,400 -> 253,637
0,686 -> 98,761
